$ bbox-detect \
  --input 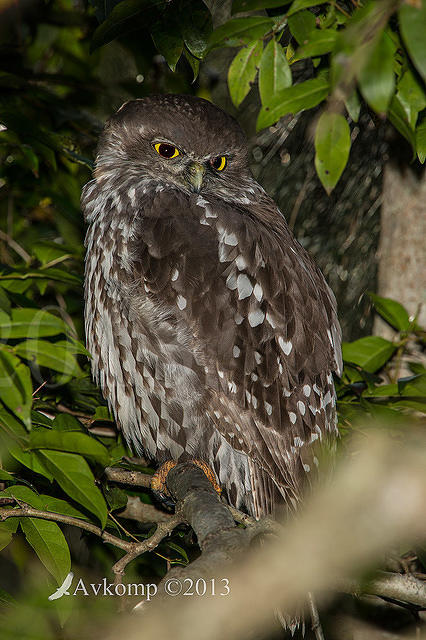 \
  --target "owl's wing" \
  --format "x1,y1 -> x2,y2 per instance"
130,188 -> 341,511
